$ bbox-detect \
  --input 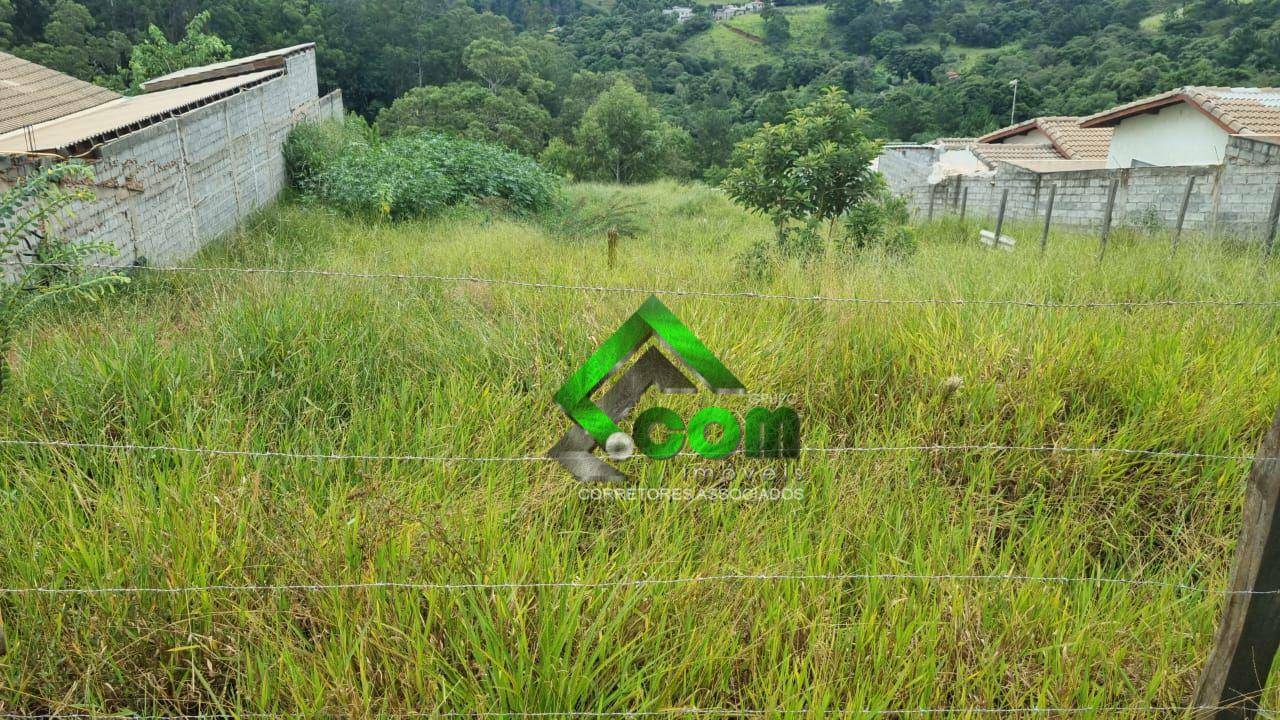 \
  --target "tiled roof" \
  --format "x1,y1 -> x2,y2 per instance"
977,116 -> 1112,159
1035,118 -> 1113,159
933,137 -> 978,149
141,43 -> 315,92
1079,87 -> 1280,135
0,69 -> 281,155
0,51 -> 120,136
969,143 -> 1063,166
